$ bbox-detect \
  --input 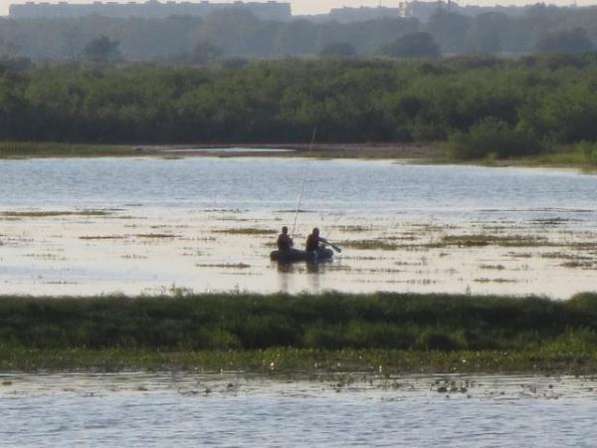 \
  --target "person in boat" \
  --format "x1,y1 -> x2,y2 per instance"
305,227 -> 328,253
277,226 -> 294,251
